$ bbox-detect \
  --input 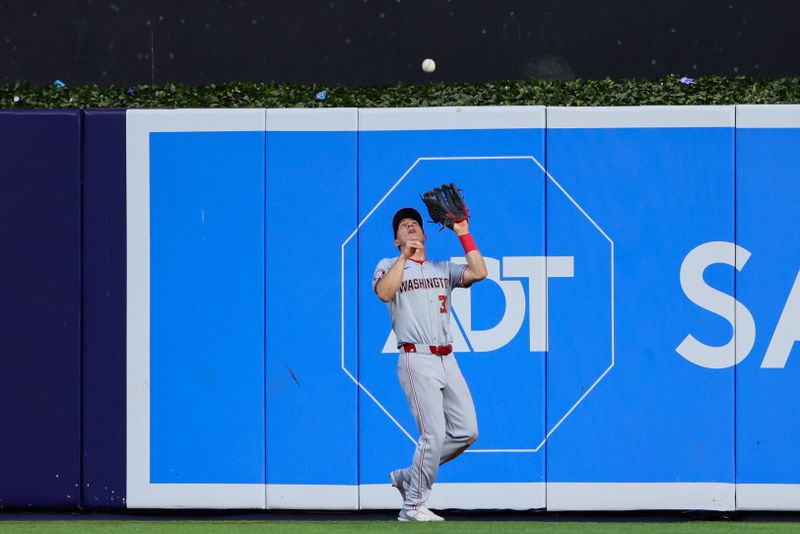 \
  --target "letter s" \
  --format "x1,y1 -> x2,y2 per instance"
676,241 -> 756,369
